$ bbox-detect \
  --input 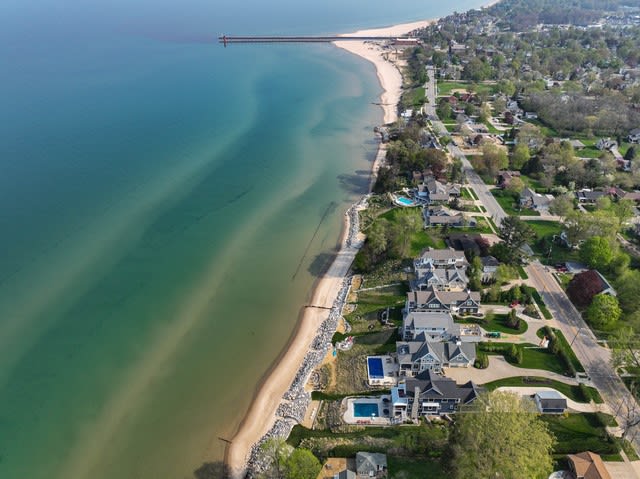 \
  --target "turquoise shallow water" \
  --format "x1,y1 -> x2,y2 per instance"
0,1 -> 488,478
